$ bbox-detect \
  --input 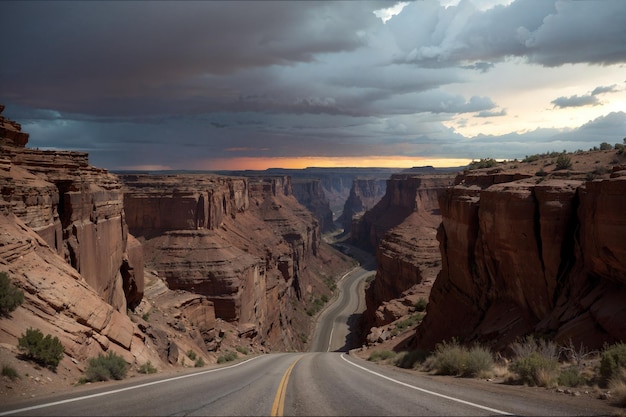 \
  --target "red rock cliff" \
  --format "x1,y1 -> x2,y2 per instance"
340,178 -> 387,233
0,108 -> 143,311
121,174 -> 326,350
0,106 -> 157,375
357,174 -> 454,338
414,168 -> 626,351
